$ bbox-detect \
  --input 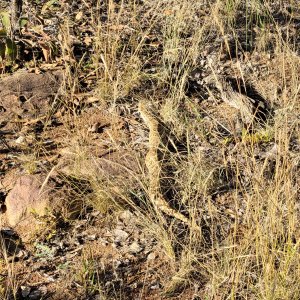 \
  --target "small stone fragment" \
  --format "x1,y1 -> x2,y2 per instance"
129,241 -> 143,254
113,229 -> 129,243
21,286 -> 31,297
147,252 -> 156,261
28,289 -> 41,299
150,284 -> 160,290
86,234 -> 97,241
119,210 -> 133,223
39,286 -> 48,295
0,228 -> 23,257
15,136 -> 25,144
90,210 -> 101,218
